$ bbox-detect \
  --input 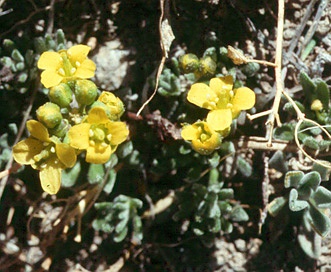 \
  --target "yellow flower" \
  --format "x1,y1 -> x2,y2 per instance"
187,76 -> 255,131
38,45 -> 96,88
12,120 -> 77,194
68,107 -> 129,164
181,121 -> 224,155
